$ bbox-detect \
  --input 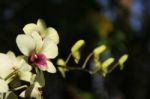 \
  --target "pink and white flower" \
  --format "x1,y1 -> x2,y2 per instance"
16,32 -> 58,73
